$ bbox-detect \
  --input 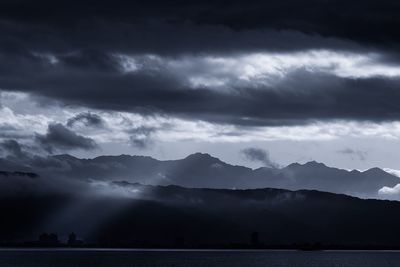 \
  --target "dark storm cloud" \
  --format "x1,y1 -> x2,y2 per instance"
241,147 -> 278,168
0,0 -> 399,52
35,123 -> 98,153
0,1 -> 400,127
0,0 -> 397,60
4,55 -> 400,126
67,112 -> 104,128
